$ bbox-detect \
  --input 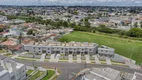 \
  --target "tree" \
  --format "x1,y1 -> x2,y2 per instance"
134,22 -> 138,27
127,28 -> 142,37
27,29 -> 33,35
73,10 -> 79,15
140,21 -> 142,28
62,21 -> 68,27
0,28 -> 3,32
